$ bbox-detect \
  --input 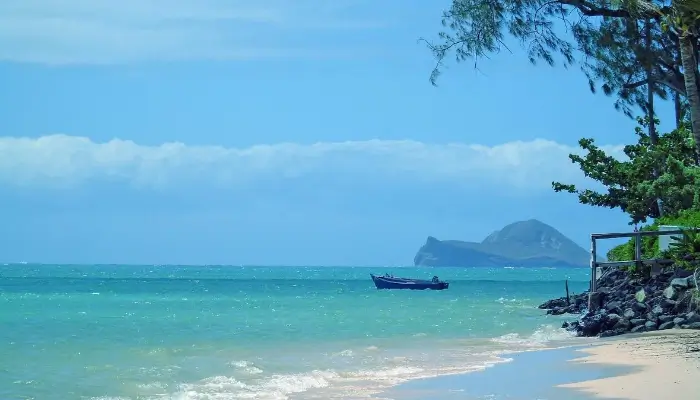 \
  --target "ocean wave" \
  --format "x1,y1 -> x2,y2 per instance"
91,329 -> 575,400
154,324 -> 585,400
491,324 -> 578,348
332,349 -> 354,357
230,361 -> 264,375
158,349 -> 516,400
172,370 -> 337,399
